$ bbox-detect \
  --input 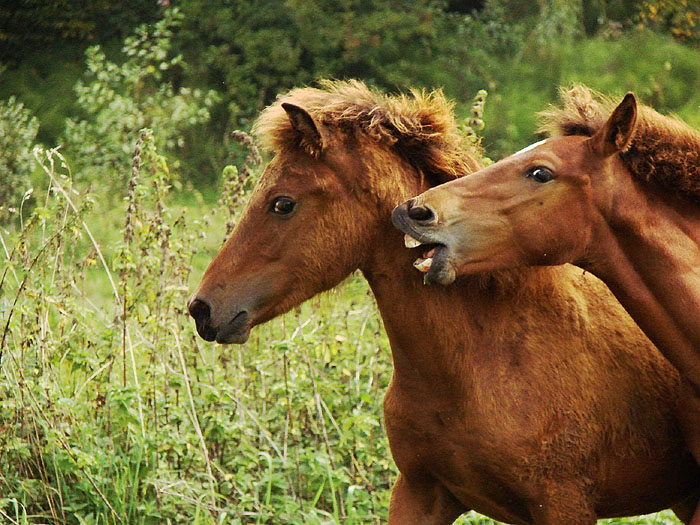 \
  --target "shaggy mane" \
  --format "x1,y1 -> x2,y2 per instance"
253,79 -> 483,184
539,85 -> 700,202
